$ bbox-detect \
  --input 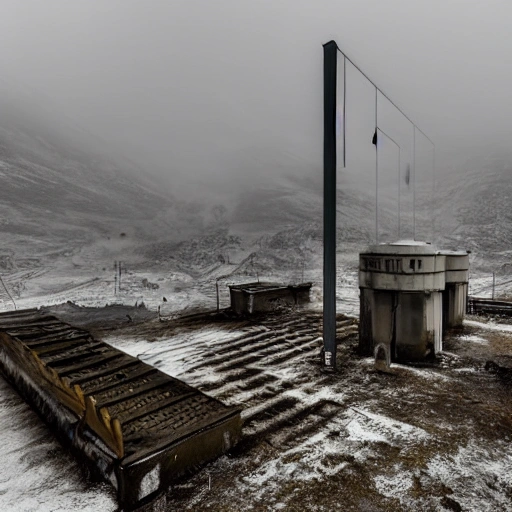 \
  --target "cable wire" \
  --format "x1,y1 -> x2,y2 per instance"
335,45 -> 434,148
